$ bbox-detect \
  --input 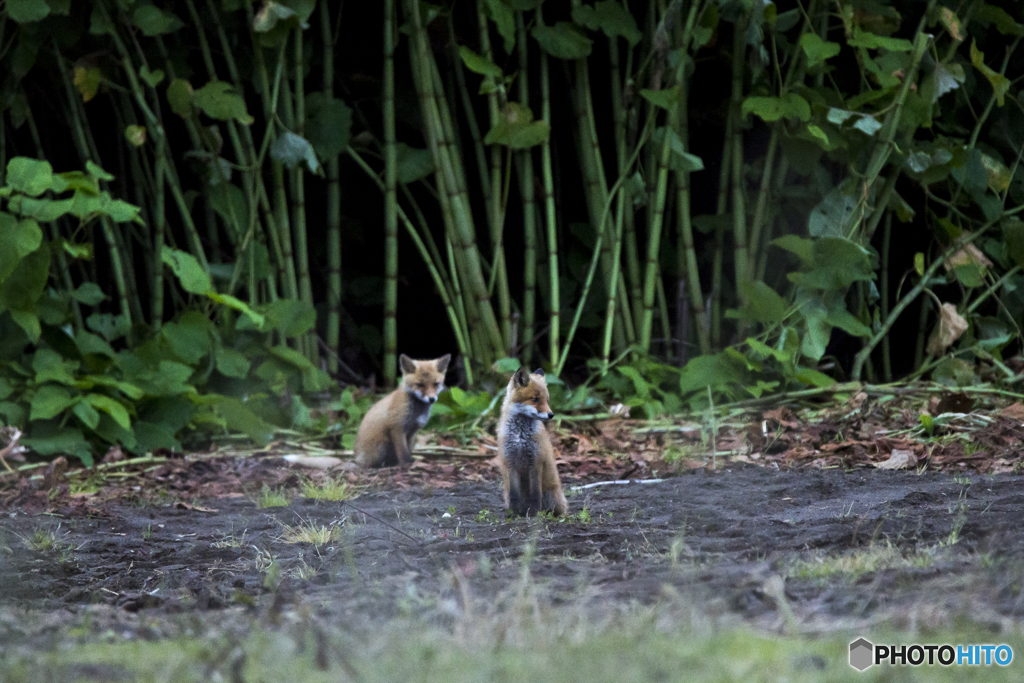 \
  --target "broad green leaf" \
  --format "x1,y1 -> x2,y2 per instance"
794,367 -> 836,387
799,33 -> 840,67
132,6 -> 184,36
207,395 -> 274,445
735,280 -> 788,324
6,157 -> 54,197
193,81 -> 254,125
133,421 -> 181,452
746,338 -> 791,363
532,22 -> 593,59
935,6 -> 966,42
33,348 -> 79,385
86,313 -> 130,342
826,306 -> 871,337
74,67 -> 102,103
808,188 -> 857,238
268,344 -> 315,370
741,93 -> 811,122
974,5 -> 1024,37
72,282 -> 105,306
260,298 -> 316,337
252,1 -> 297,32
640,87 -> 680,110
484,103 -> 551,149
29,385 -> 78,421
139,65 -> 165,87
651,127 -> 704,173
852,115 -> 883,136
304,93 -> 352,160
208,182 -> 250,238
216,347 -> 251,378
798,298 -> 830,361
0,242 -> 50,322
73,400 -> 100,430
0,213 -> 43,283
826,107 -> 856,125
932,63 -> 965,102
15,197 -> 74,222
167,78 -> 194,117
85,393 -> 131,430
492,357 -> 522,374
161,314 -> 212,365
23,424 -> 92,466
270,131 -> 322,174
161,246 -> 213,295
7,0 -> 51,23
75,375 -> 144,400
848,28 -> 913,51
459,46 -> 504,79
970,41 -> 1010,106
395,144 -> 434,184
482,0 -> 515,52
772,234 -> 814,265
792,238 -> 874,290
1004,220 -> 1024,267
125,125 -> 146,147
572,1 -> 642,46
678,352 -> 744,395
207,292 -> 266,328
